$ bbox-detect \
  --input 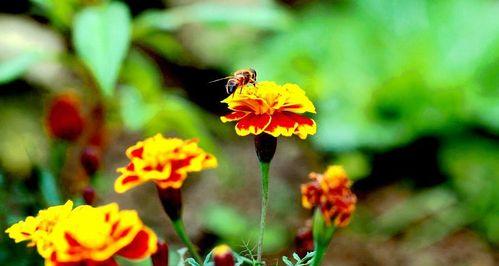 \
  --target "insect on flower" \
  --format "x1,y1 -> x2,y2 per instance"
210,68 -> 257,95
